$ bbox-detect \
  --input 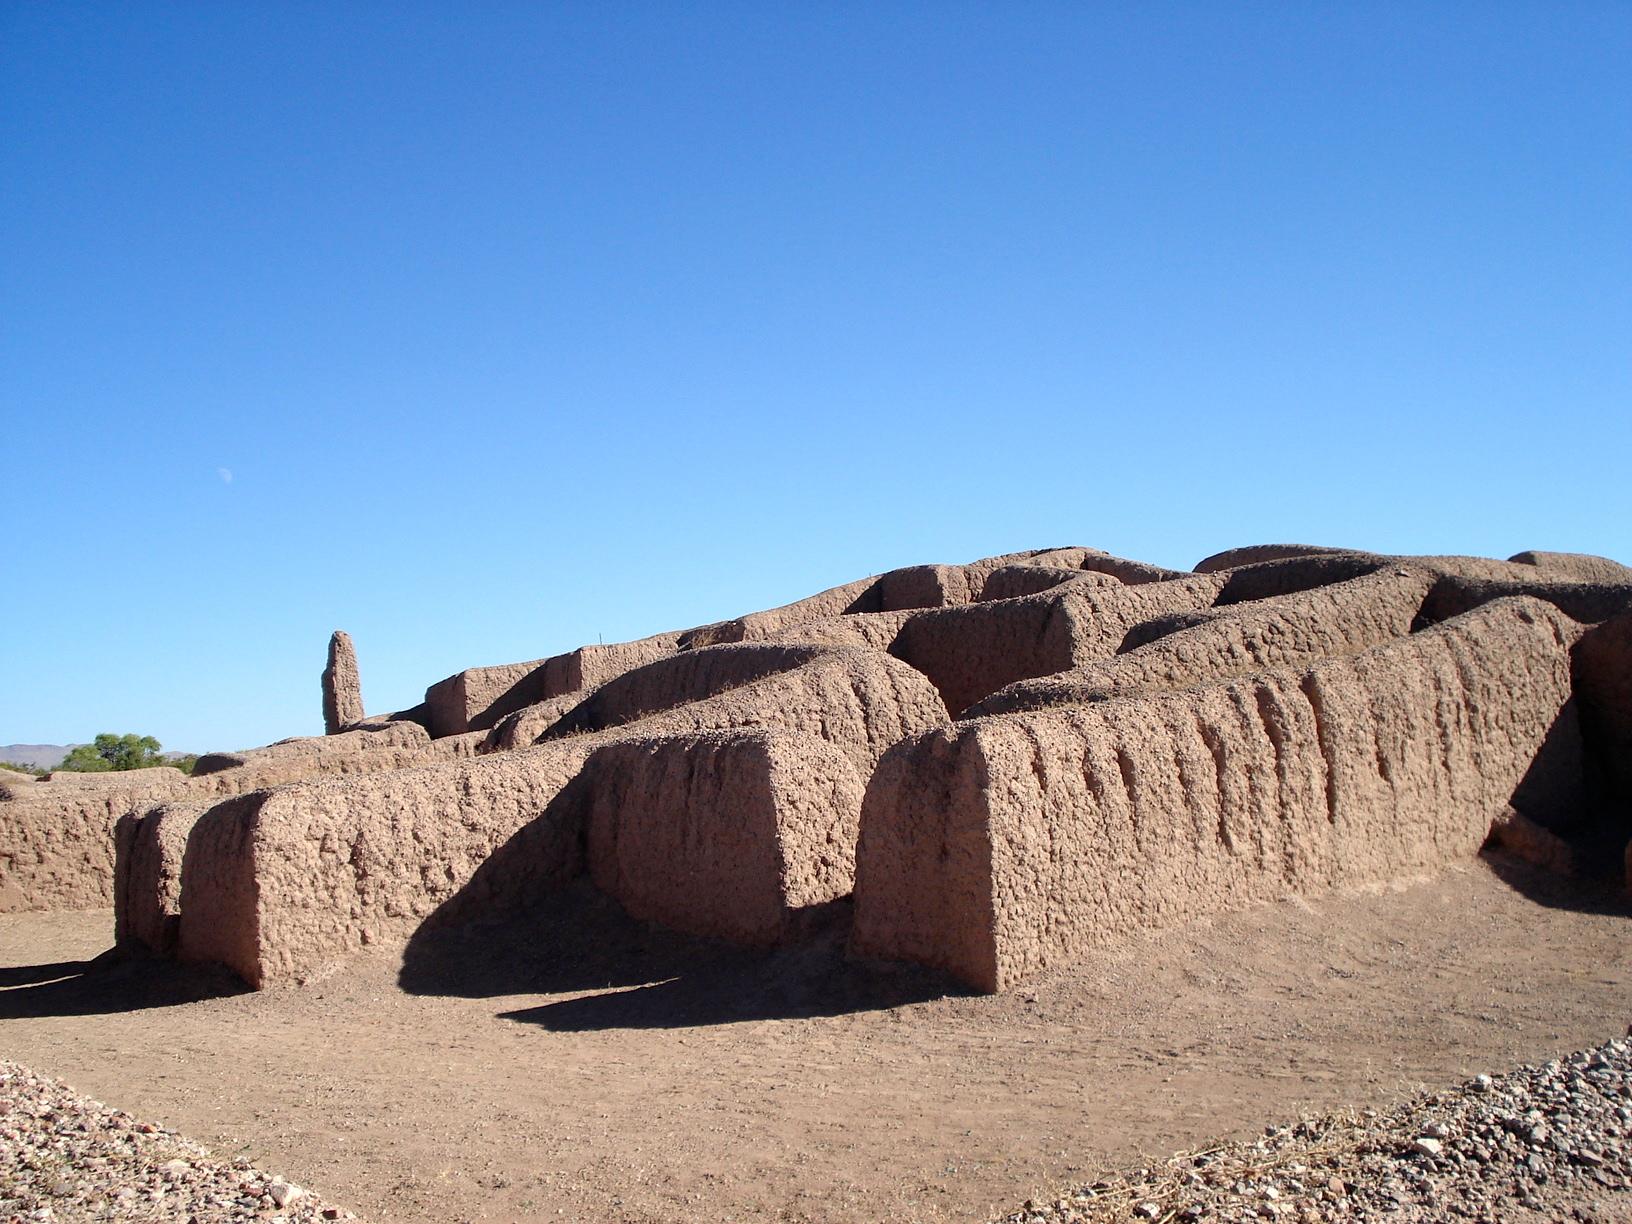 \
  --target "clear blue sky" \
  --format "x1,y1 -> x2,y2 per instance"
3,4 -> 1628,753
